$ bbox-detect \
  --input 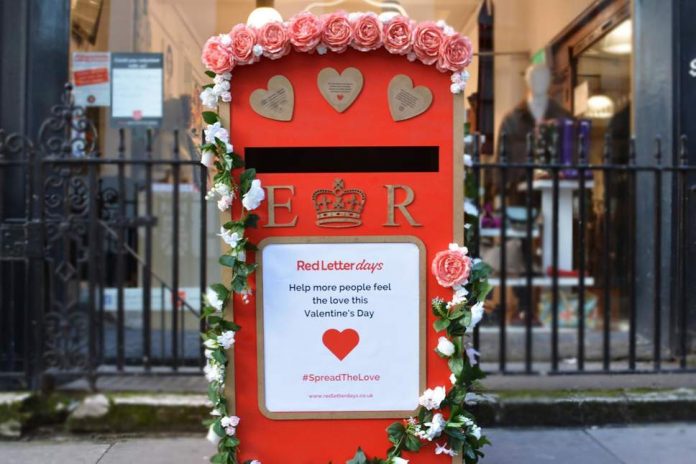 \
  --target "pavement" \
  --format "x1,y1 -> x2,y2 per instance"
1,423 -> 695,464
